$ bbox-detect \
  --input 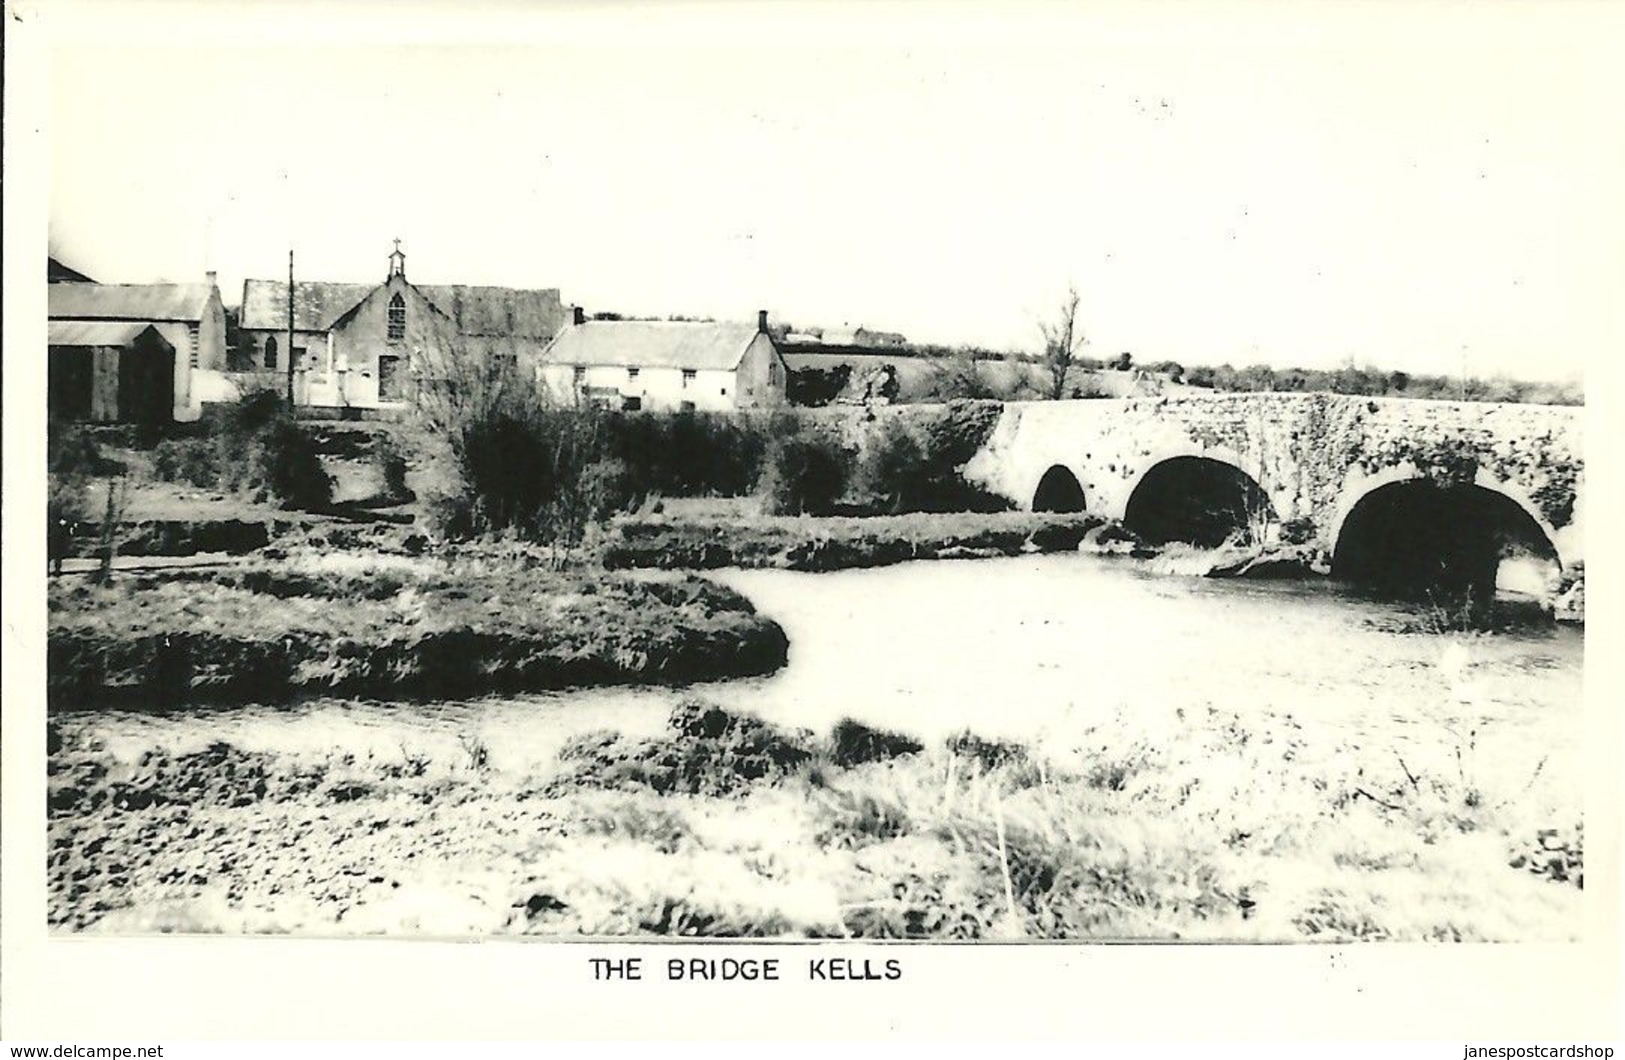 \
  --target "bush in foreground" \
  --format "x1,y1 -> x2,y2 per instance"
150,391 -> 332,510
552,706 -> 928,798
